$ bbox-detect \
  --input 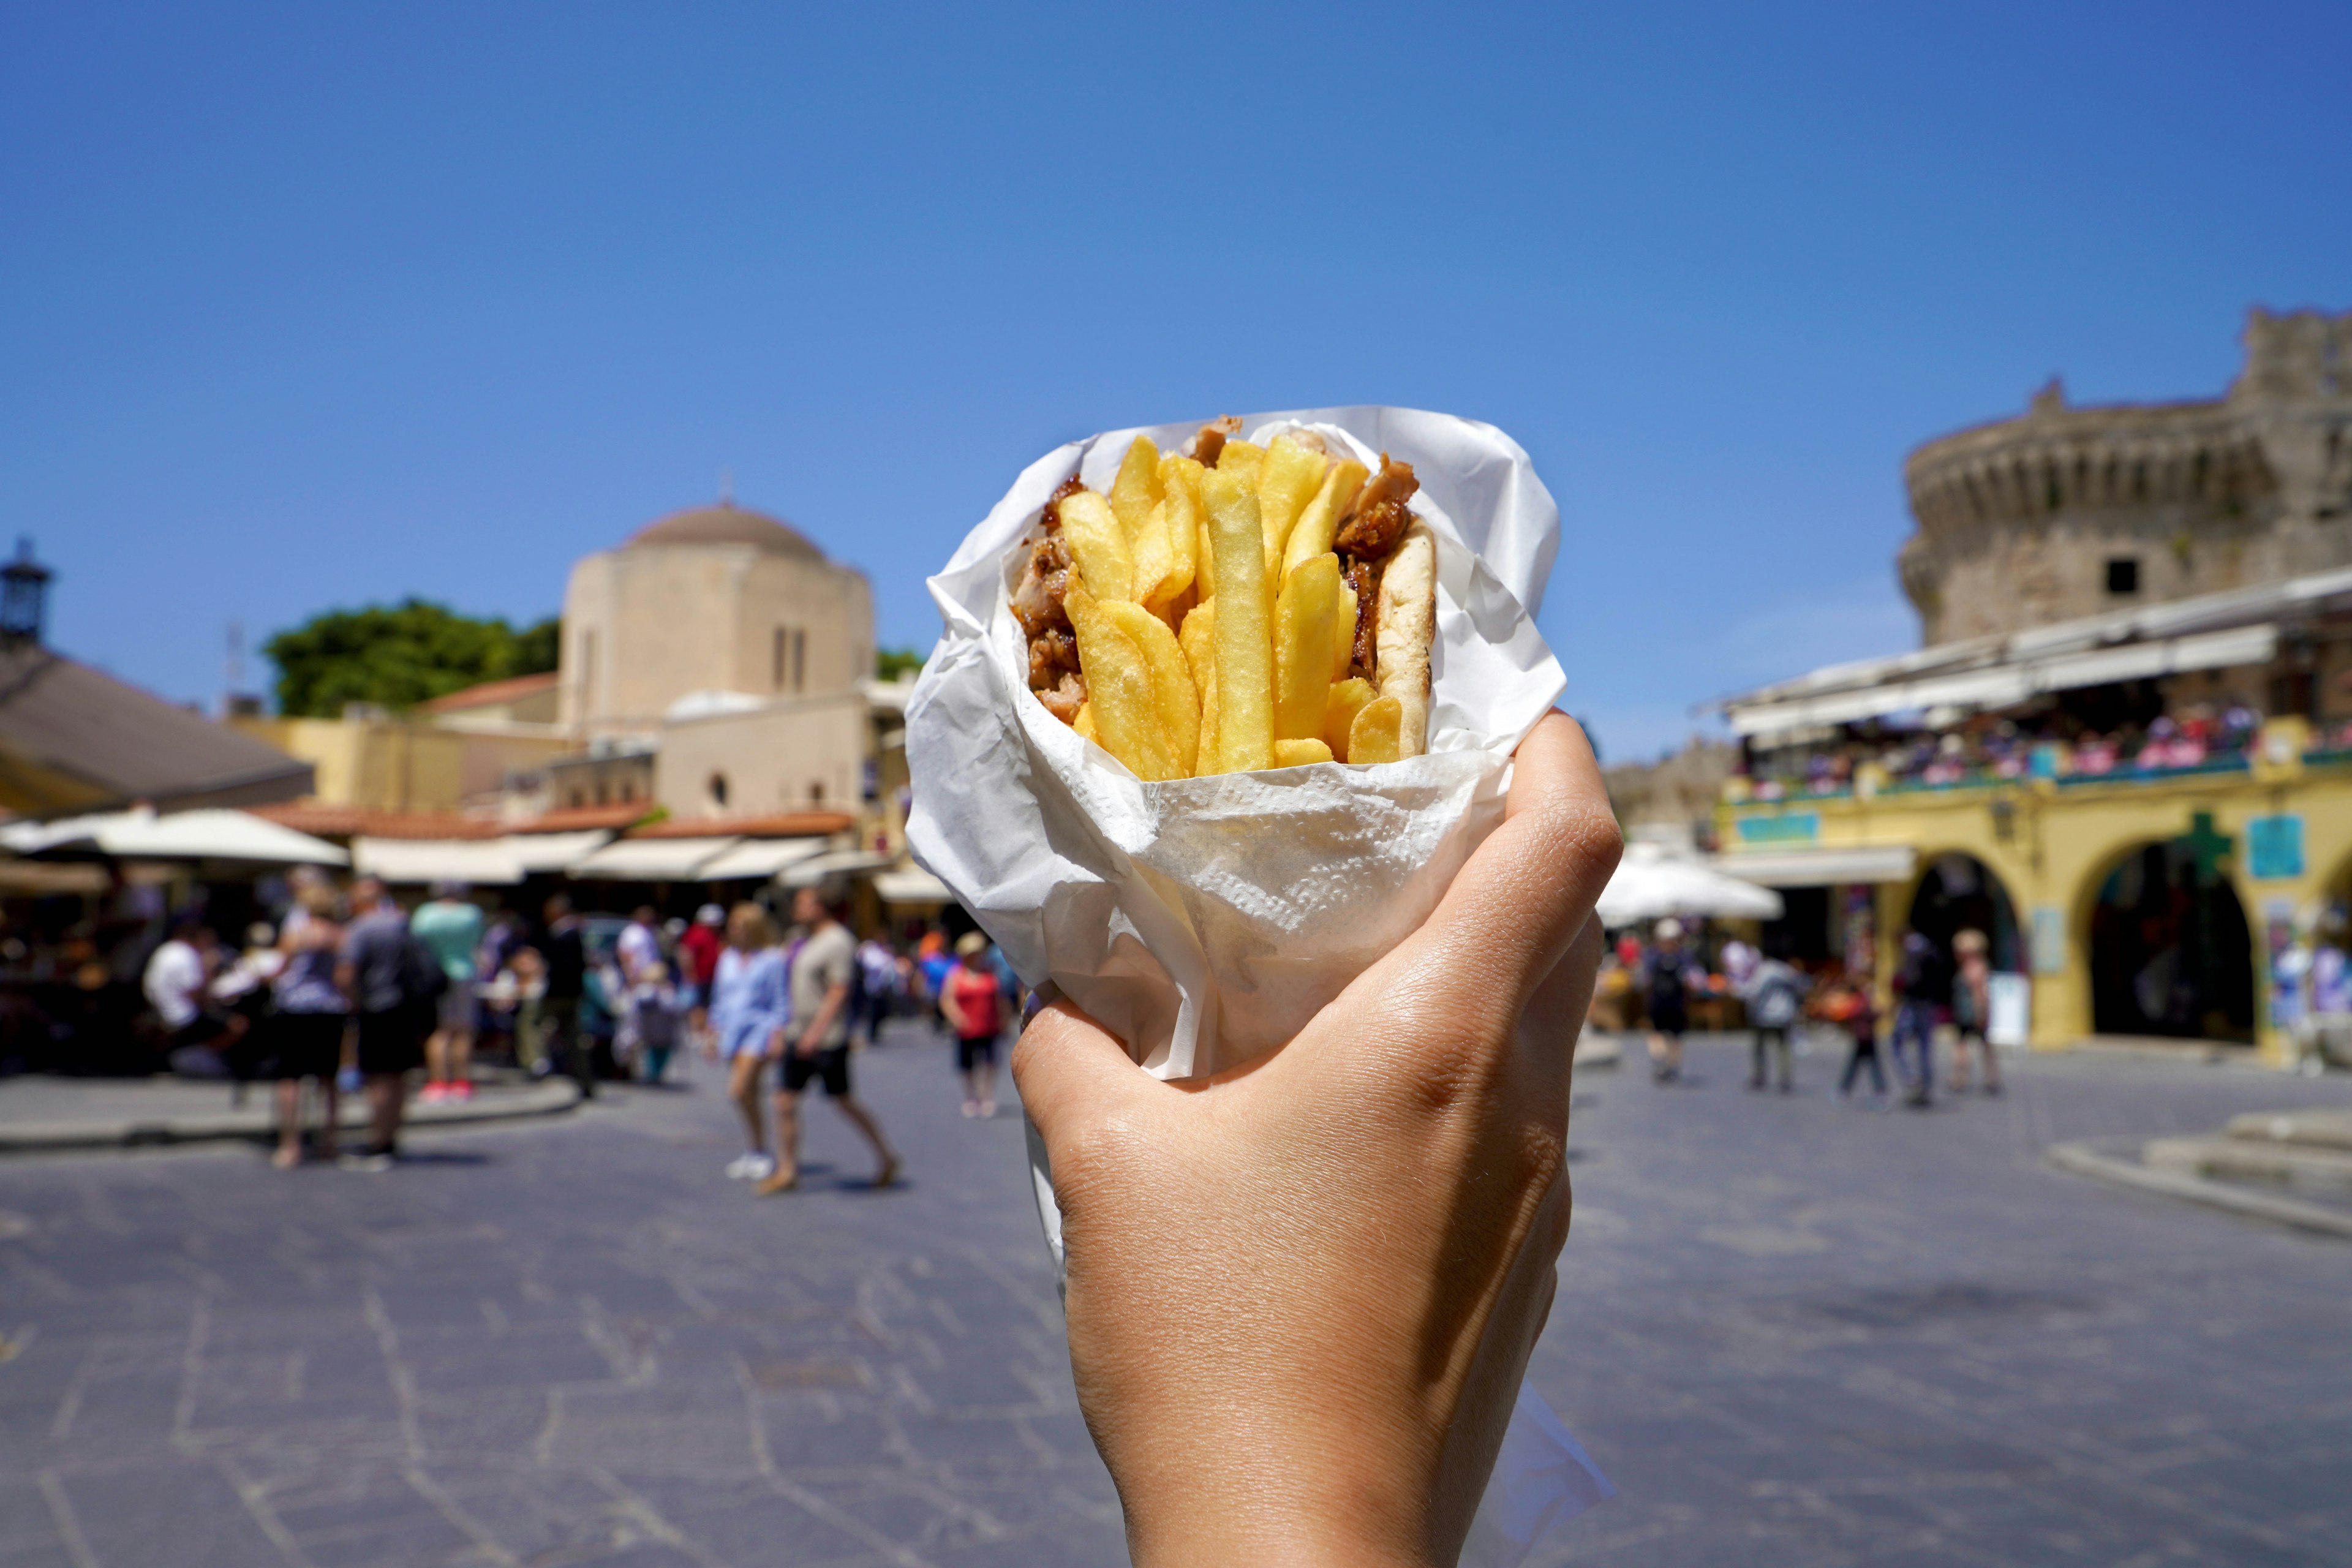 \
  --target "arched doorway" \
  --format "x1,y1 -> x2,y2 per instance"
1905,853 -> 2022,976
2086,837 -> 2255,1043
